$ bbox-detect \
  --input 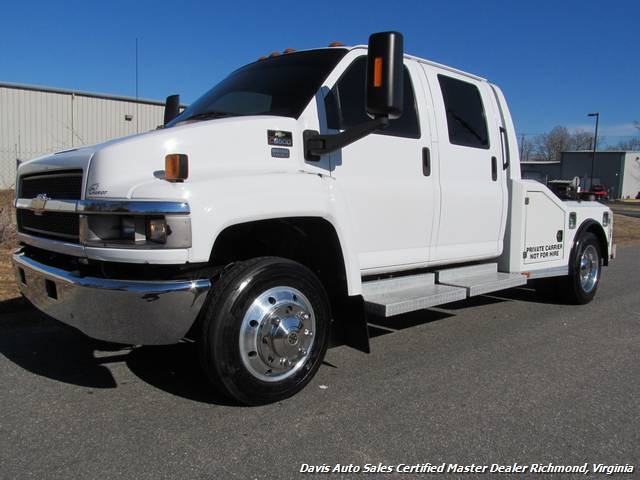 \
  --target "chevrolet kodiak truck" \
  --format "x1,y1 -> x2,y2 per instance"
12,32 -> 614,405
